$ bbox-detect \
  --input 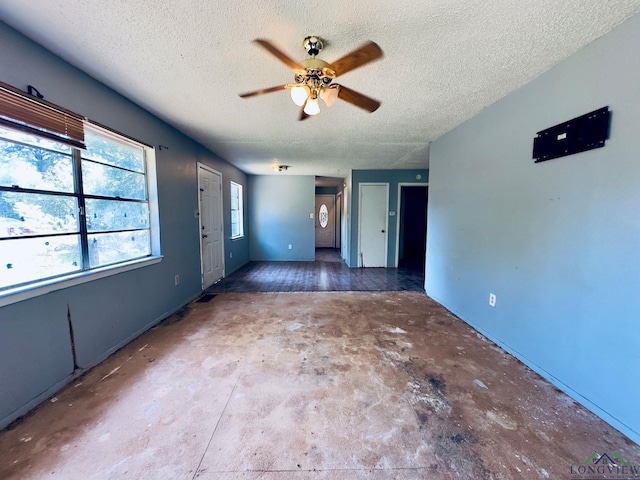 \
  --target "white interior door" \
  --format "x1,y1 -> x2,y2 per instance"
358,183 -> 388,267
198,165 -> 224,288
